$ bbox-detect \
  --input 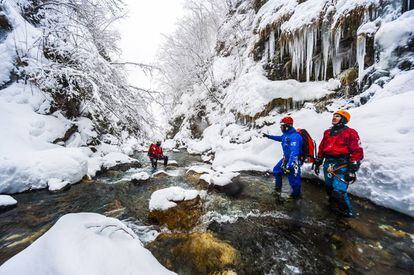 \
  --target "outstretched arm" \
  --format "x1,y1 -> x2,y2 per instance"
263,133 -> 282,142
